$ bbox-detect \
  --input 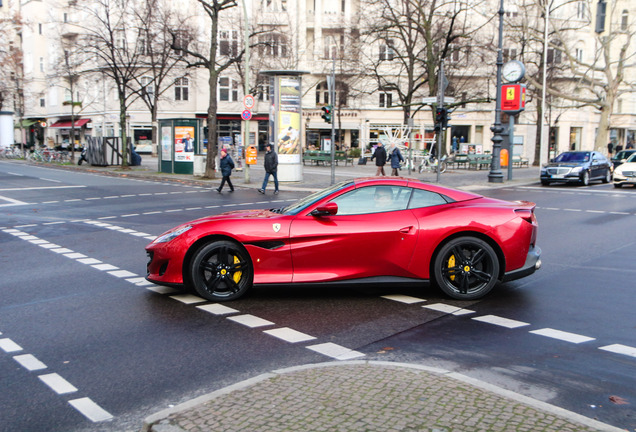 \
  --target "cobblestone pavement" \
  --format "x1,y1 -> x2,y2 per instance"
142,362 -> 622,432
